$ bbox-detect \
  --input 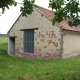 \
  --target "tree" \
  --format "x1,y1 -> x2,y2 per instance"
0,0 -> 35,16
0,0 -> 80,26
49,0 -> 80,26
0,0 -> 17,13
